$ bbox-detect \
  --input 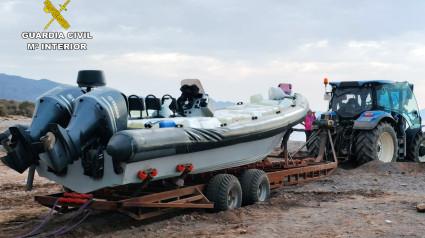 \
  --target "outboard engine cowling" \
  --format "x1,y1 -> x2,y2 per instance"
39,87 -> 128,176
1,86 -> 84,173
